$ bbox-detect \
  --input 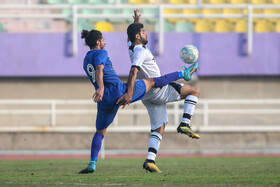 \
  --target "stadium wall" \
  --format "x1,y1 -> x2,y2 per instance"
0,32 -> 279,77
0,76 -> 279,152
1,132 -> 280,153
